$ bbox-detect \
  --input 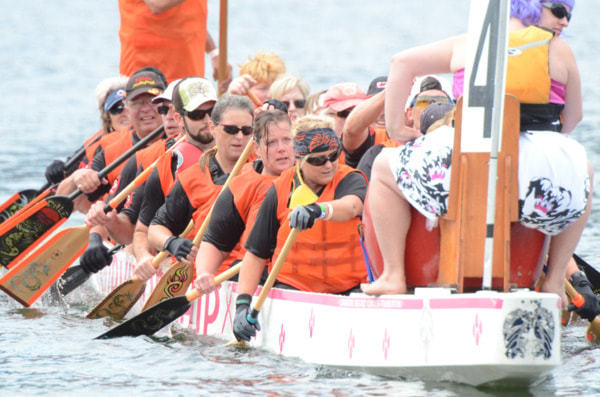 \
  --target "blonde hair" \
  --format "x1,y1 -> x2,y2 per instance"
95,75 -> 129,134
239,52 -> 286,86
269,74 -> 309,100
291,114 -> 335,137
304,89 -> 328,115
425,109 -> 455,134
